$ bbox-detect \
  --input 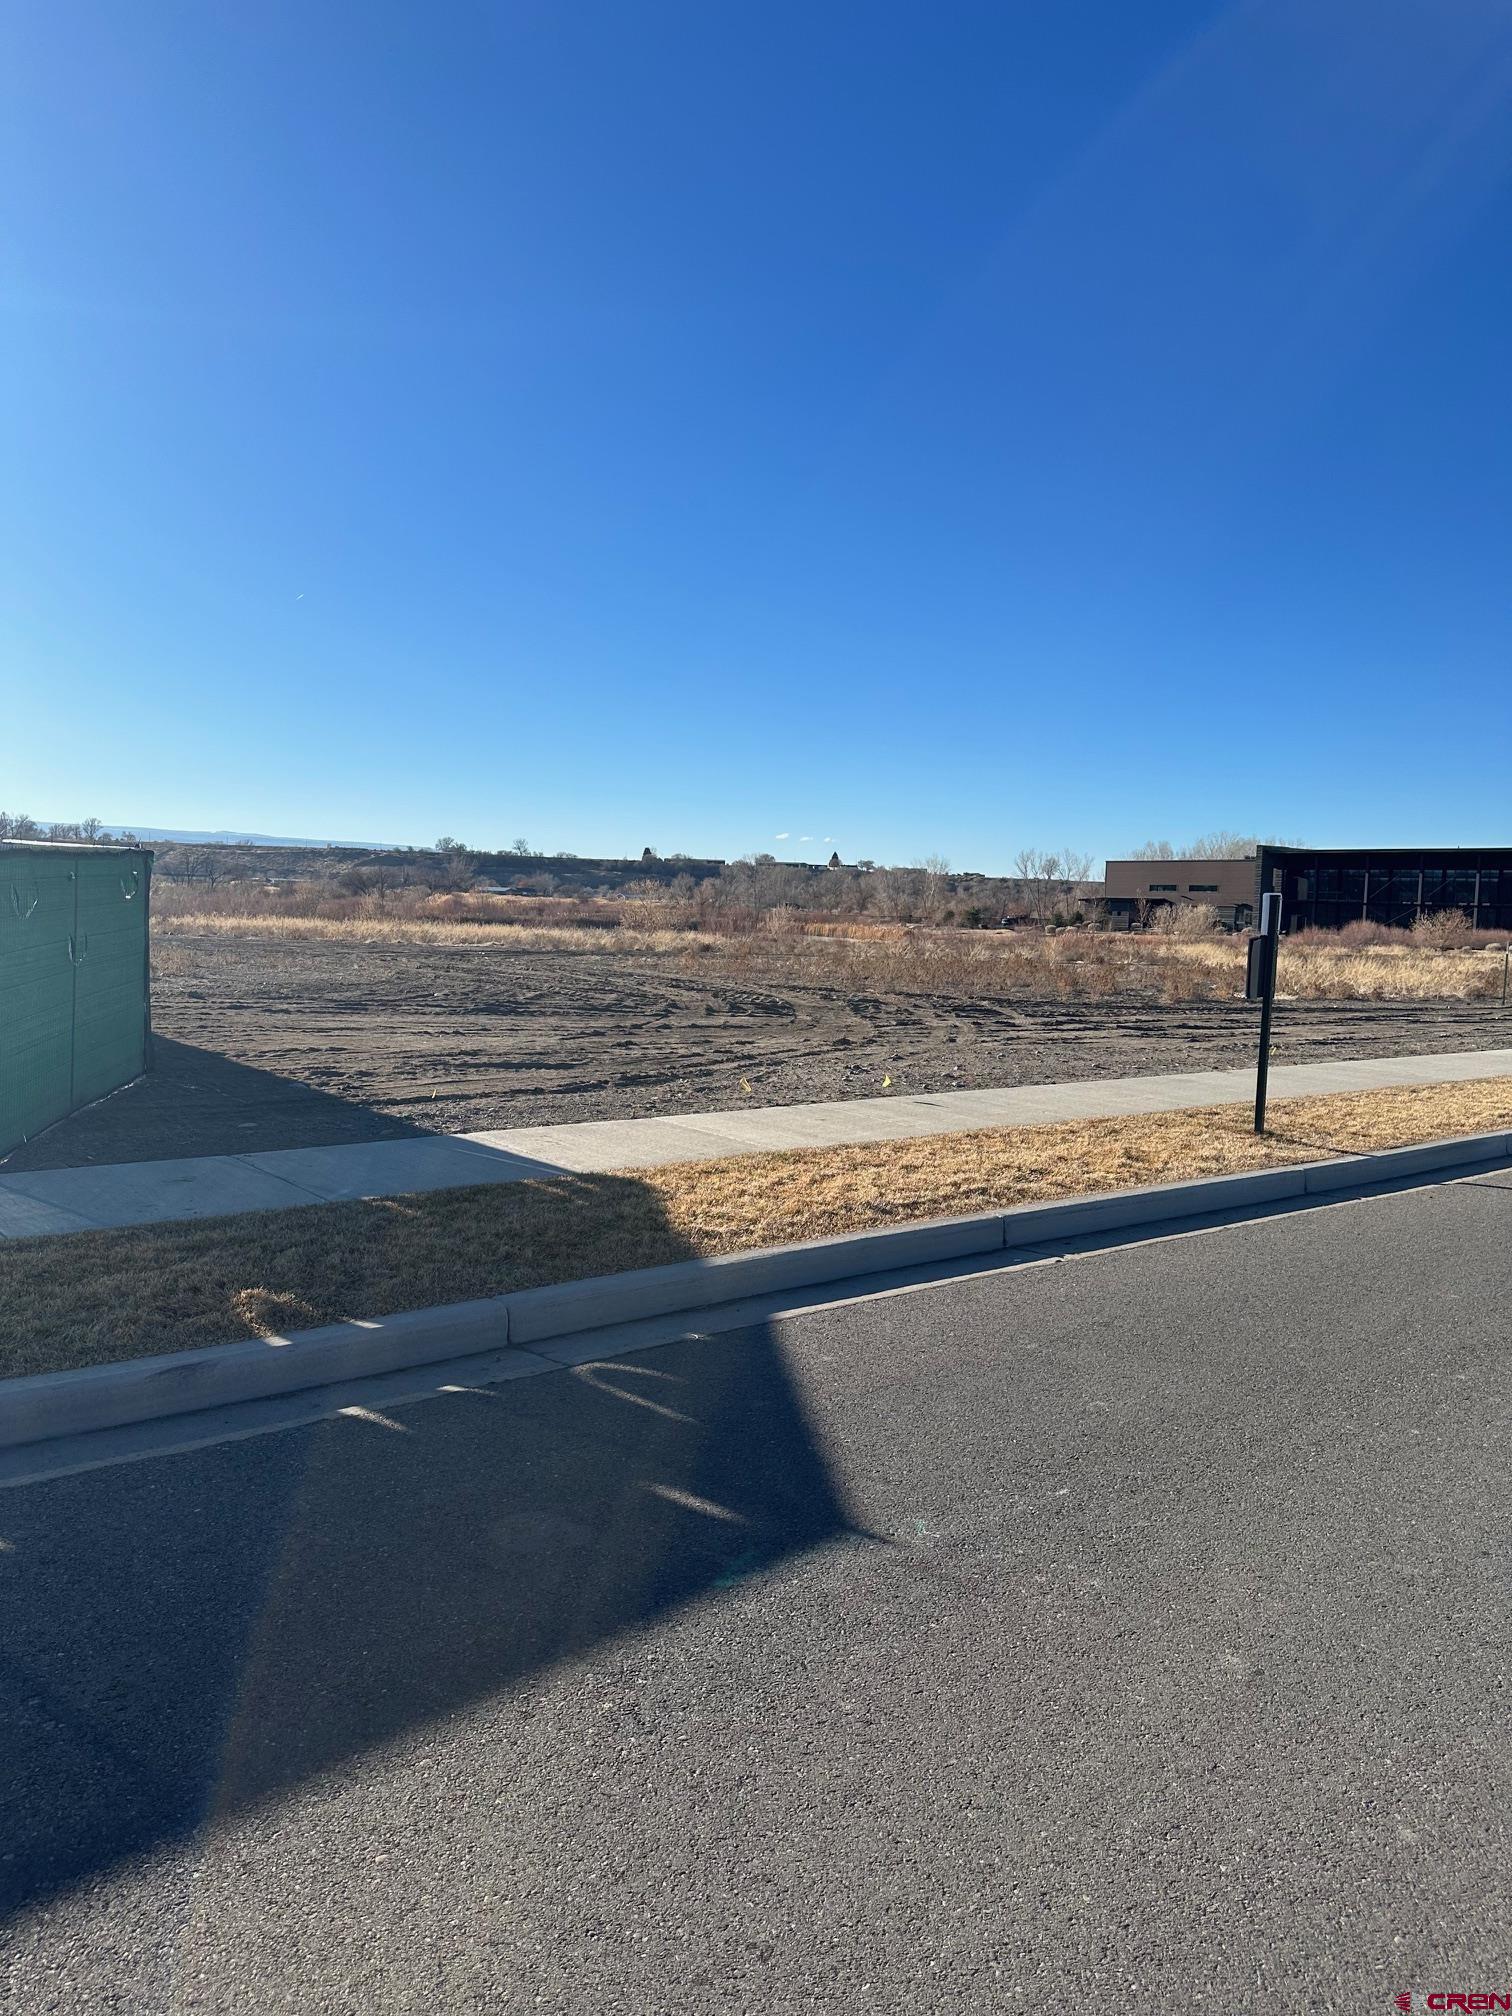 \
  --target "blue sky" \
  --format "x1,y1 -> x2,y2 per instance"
4,1 -> 1511,870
